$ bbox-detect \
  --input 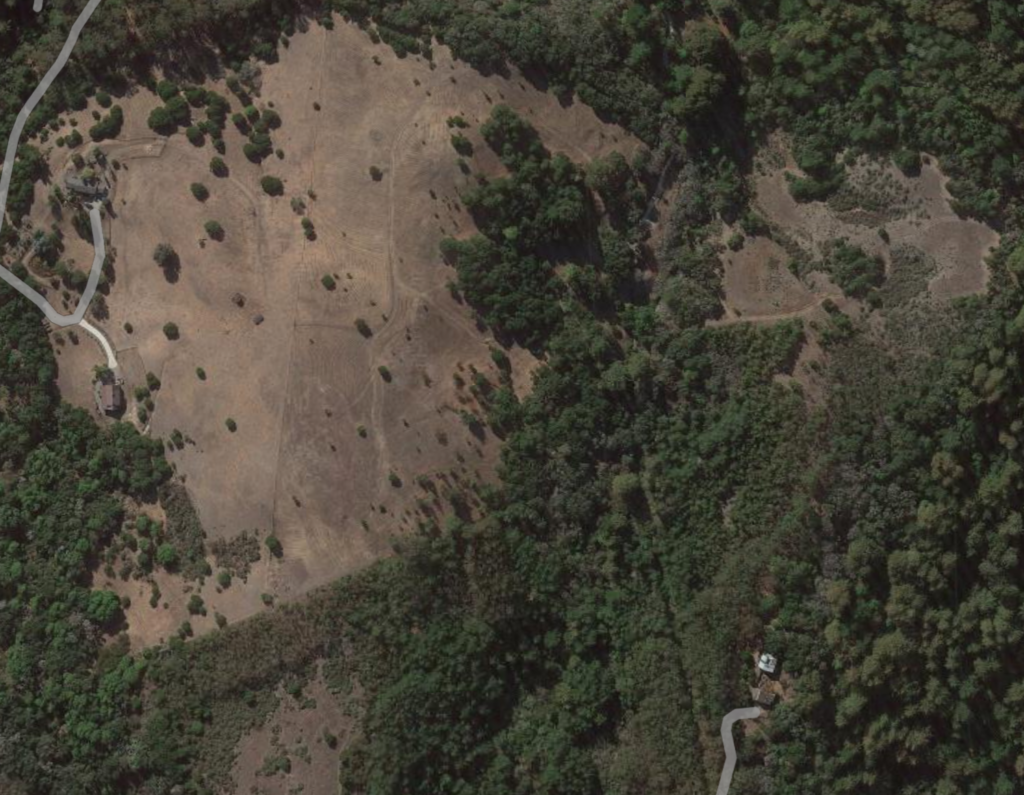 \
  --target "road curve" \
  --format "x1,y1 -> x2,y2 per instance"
80,318 -> 117,370
0,0 -> 107,328
716,706 -> 761,795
